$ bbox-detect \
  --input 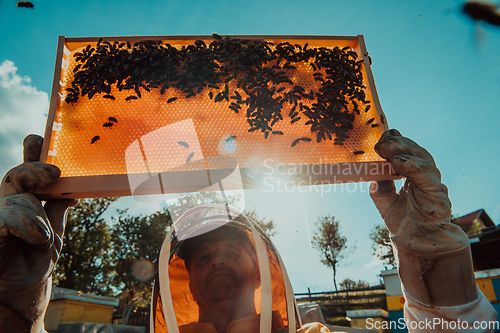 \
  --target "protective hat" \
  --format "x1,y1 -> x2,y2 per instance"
151,204 -> 302,333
